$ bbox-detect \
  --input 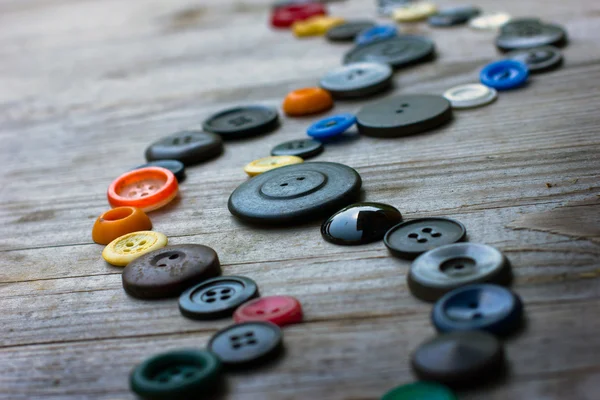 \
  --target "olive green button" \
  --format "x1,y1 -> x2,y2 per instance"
130,349 -> 221,399
382,382 -> 457,400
